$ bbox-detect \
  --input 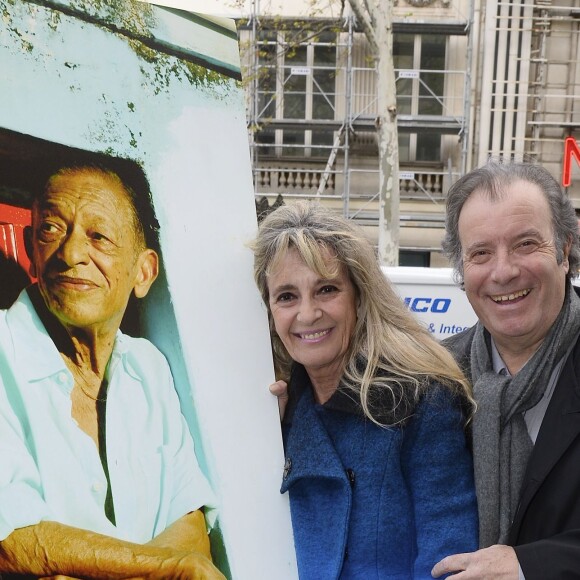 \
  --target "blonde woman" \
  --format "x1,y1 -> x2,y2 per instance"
253,202 -> 478,579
